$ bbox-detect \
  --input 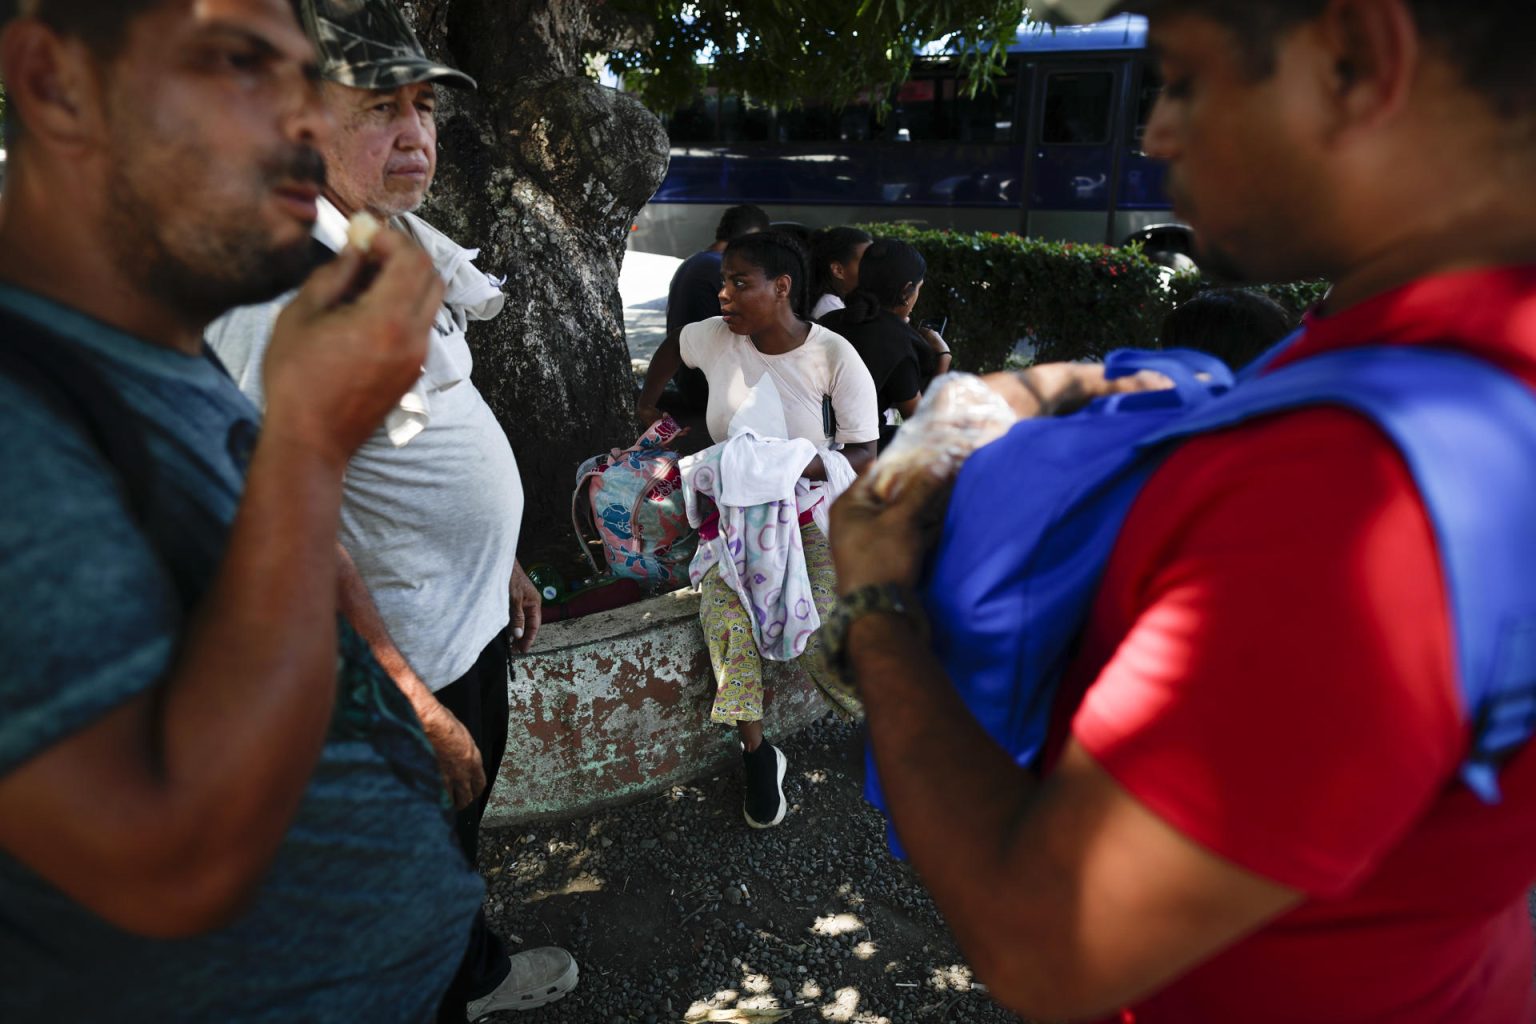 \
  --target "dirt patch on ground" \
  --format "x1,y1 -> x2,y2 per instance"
478,714 -> 1031,1024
